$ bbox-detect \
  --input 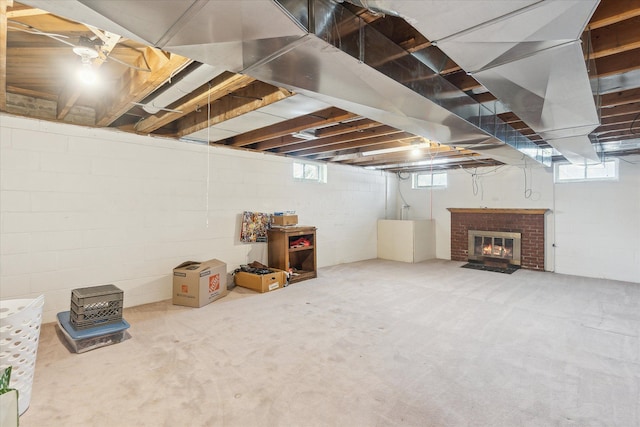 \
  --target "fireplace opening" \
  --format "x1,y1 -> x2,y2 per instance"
475,236 -> 515,259
465,230 -> 522,273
